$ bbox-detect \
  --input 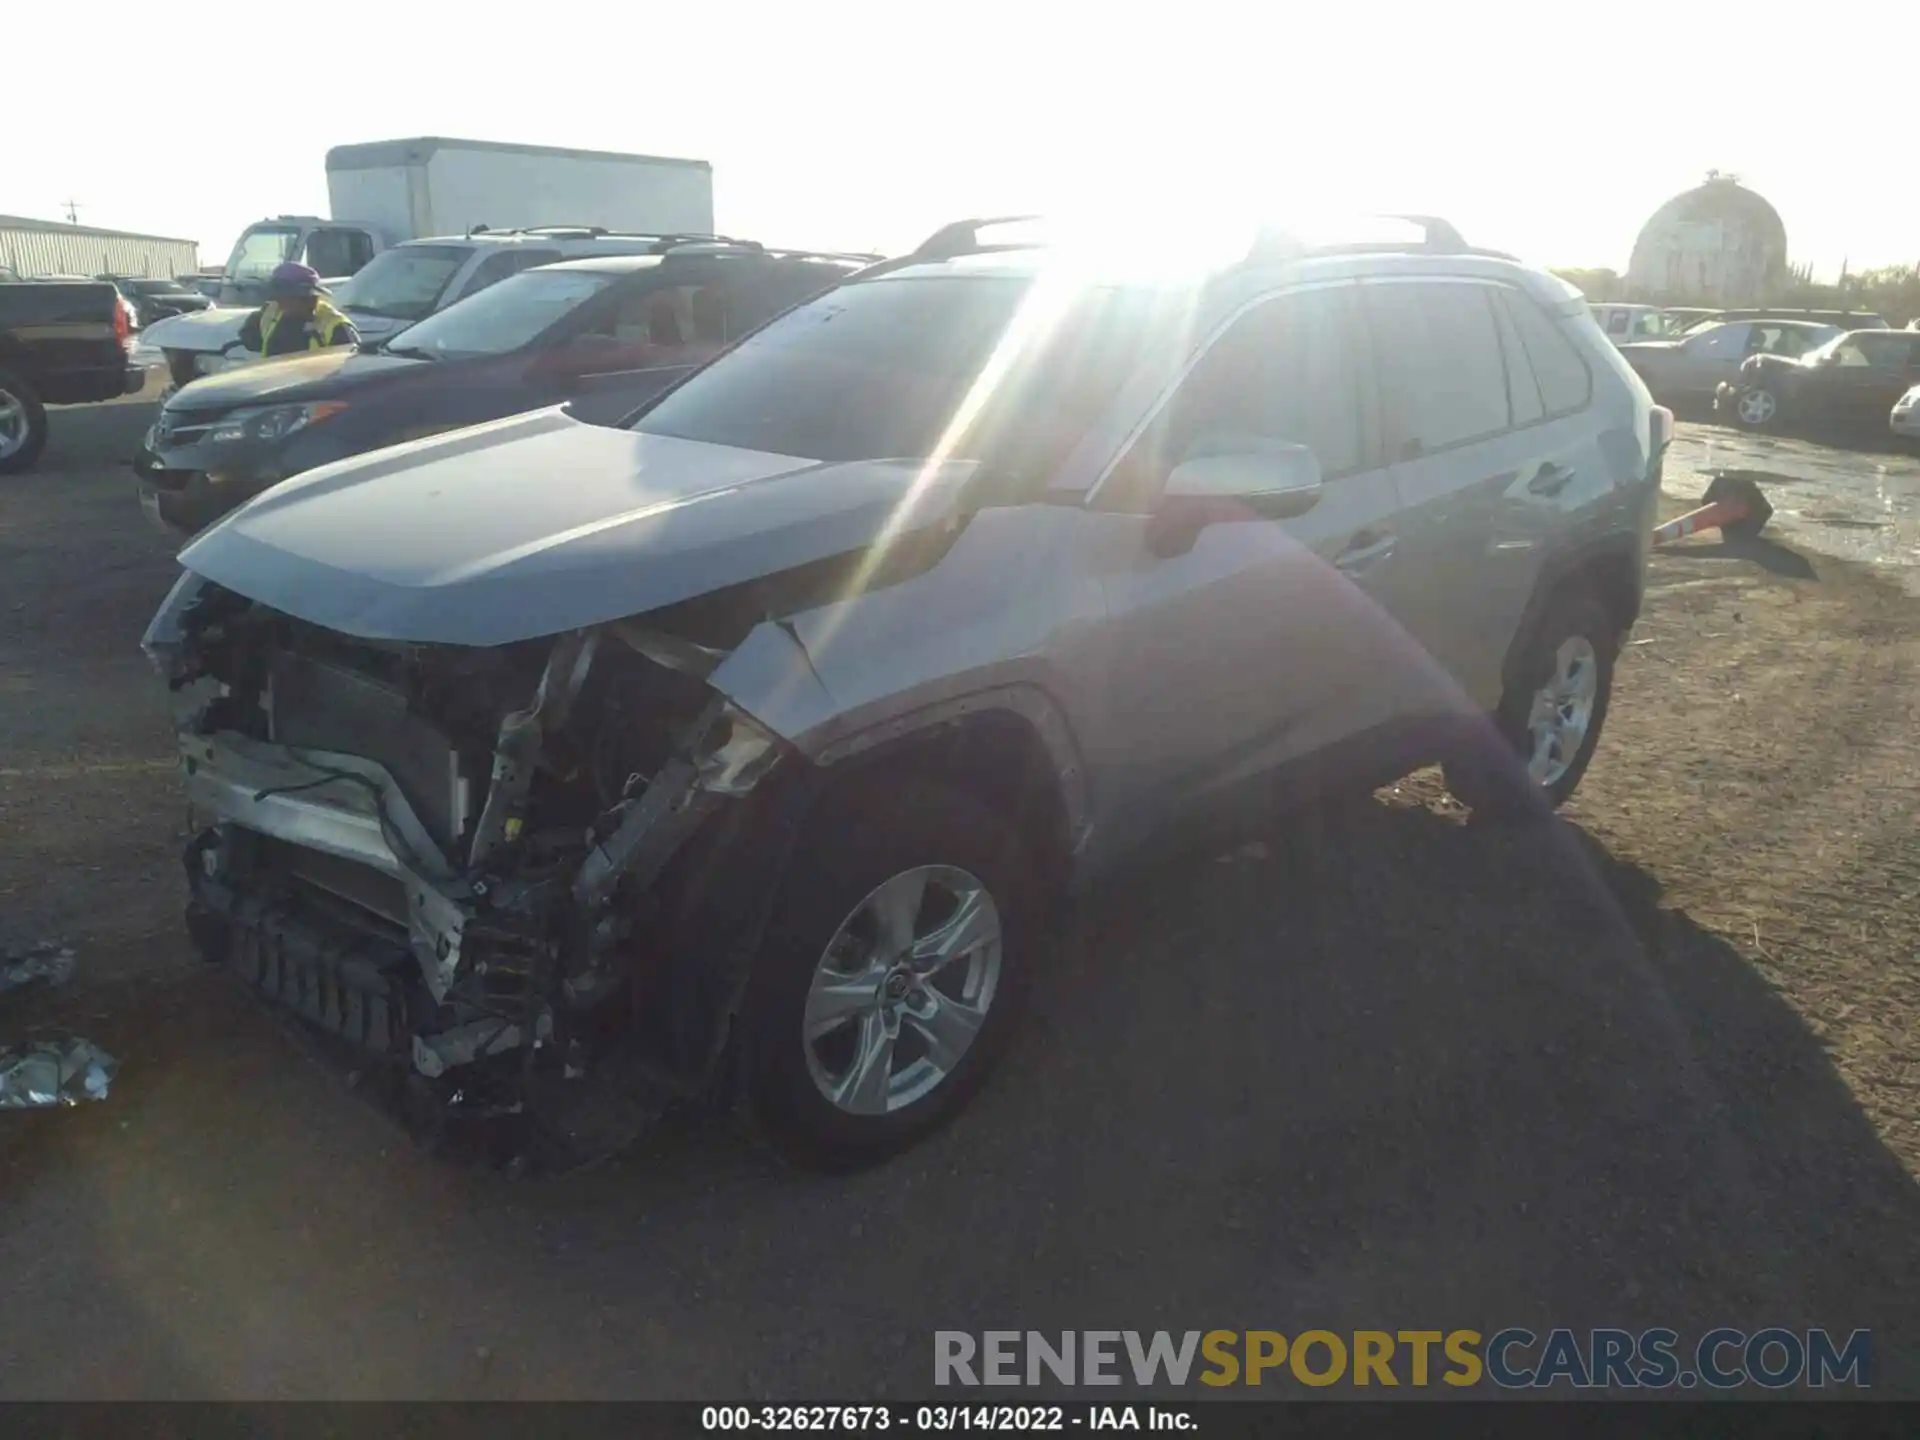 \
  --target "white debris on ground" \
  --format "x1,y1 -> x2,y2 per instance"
0,1036 -> 116,1109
